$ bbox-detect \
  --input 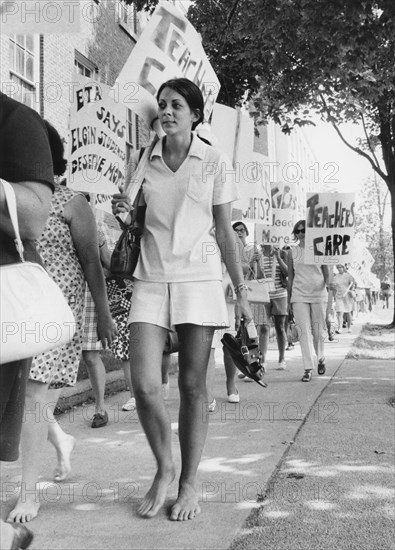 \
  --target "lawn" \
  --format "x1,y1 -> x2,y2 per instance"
347,322 -> 395,360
